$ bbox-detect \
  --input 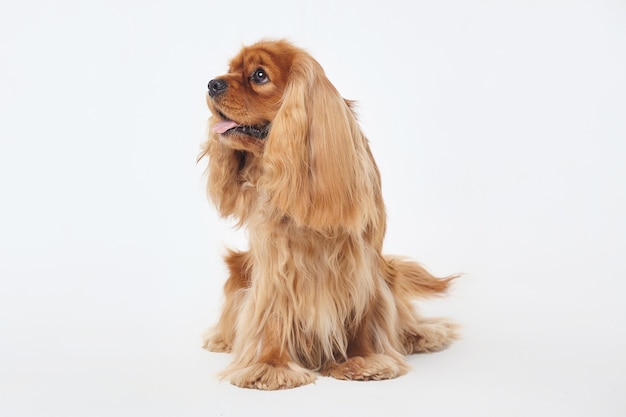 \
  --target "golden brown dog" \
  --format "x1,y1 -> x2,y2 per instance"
200,39 -> 458,390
